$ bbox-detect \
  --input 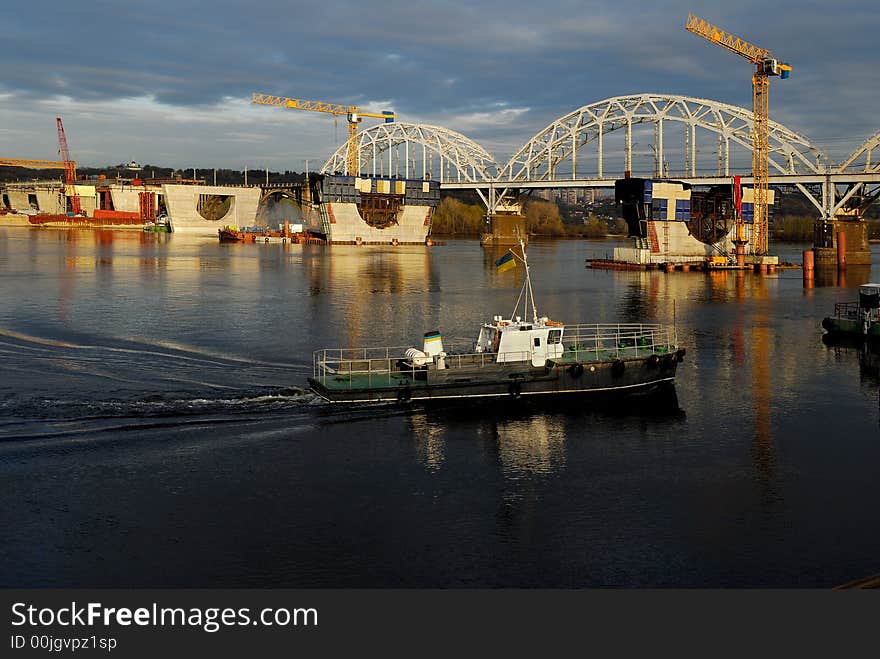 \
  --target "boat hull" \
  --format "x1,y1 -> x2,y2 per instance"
308,353 -> 680,404
822,316 -> 880,339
